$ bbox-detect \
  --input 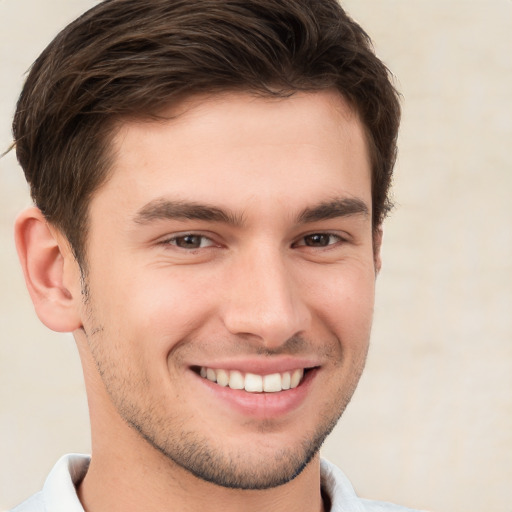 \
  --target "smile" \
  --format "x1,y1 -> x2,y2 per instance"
199,367 -> 305,393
